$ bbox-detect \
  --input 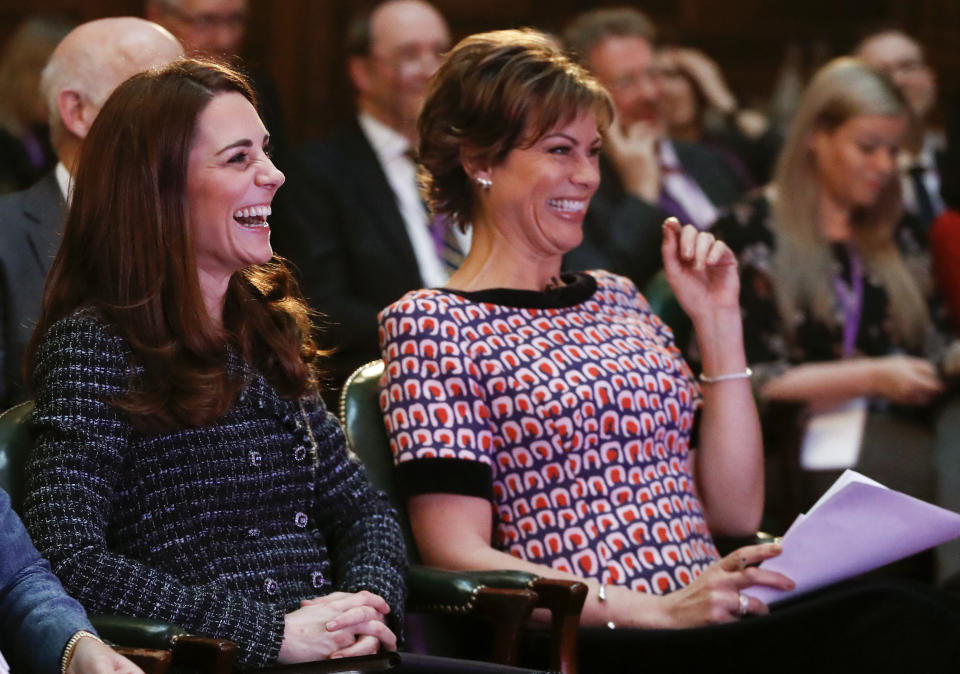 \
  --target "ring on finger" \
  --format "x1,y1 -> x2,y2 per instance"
738,593 -> 749,617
